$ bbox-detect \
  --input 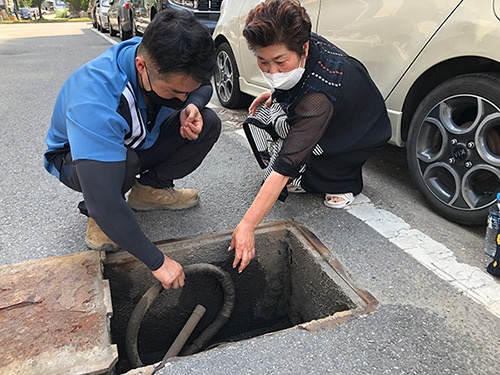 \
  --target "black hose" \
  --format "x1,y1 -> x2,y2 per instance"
126,263 -> 235,368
